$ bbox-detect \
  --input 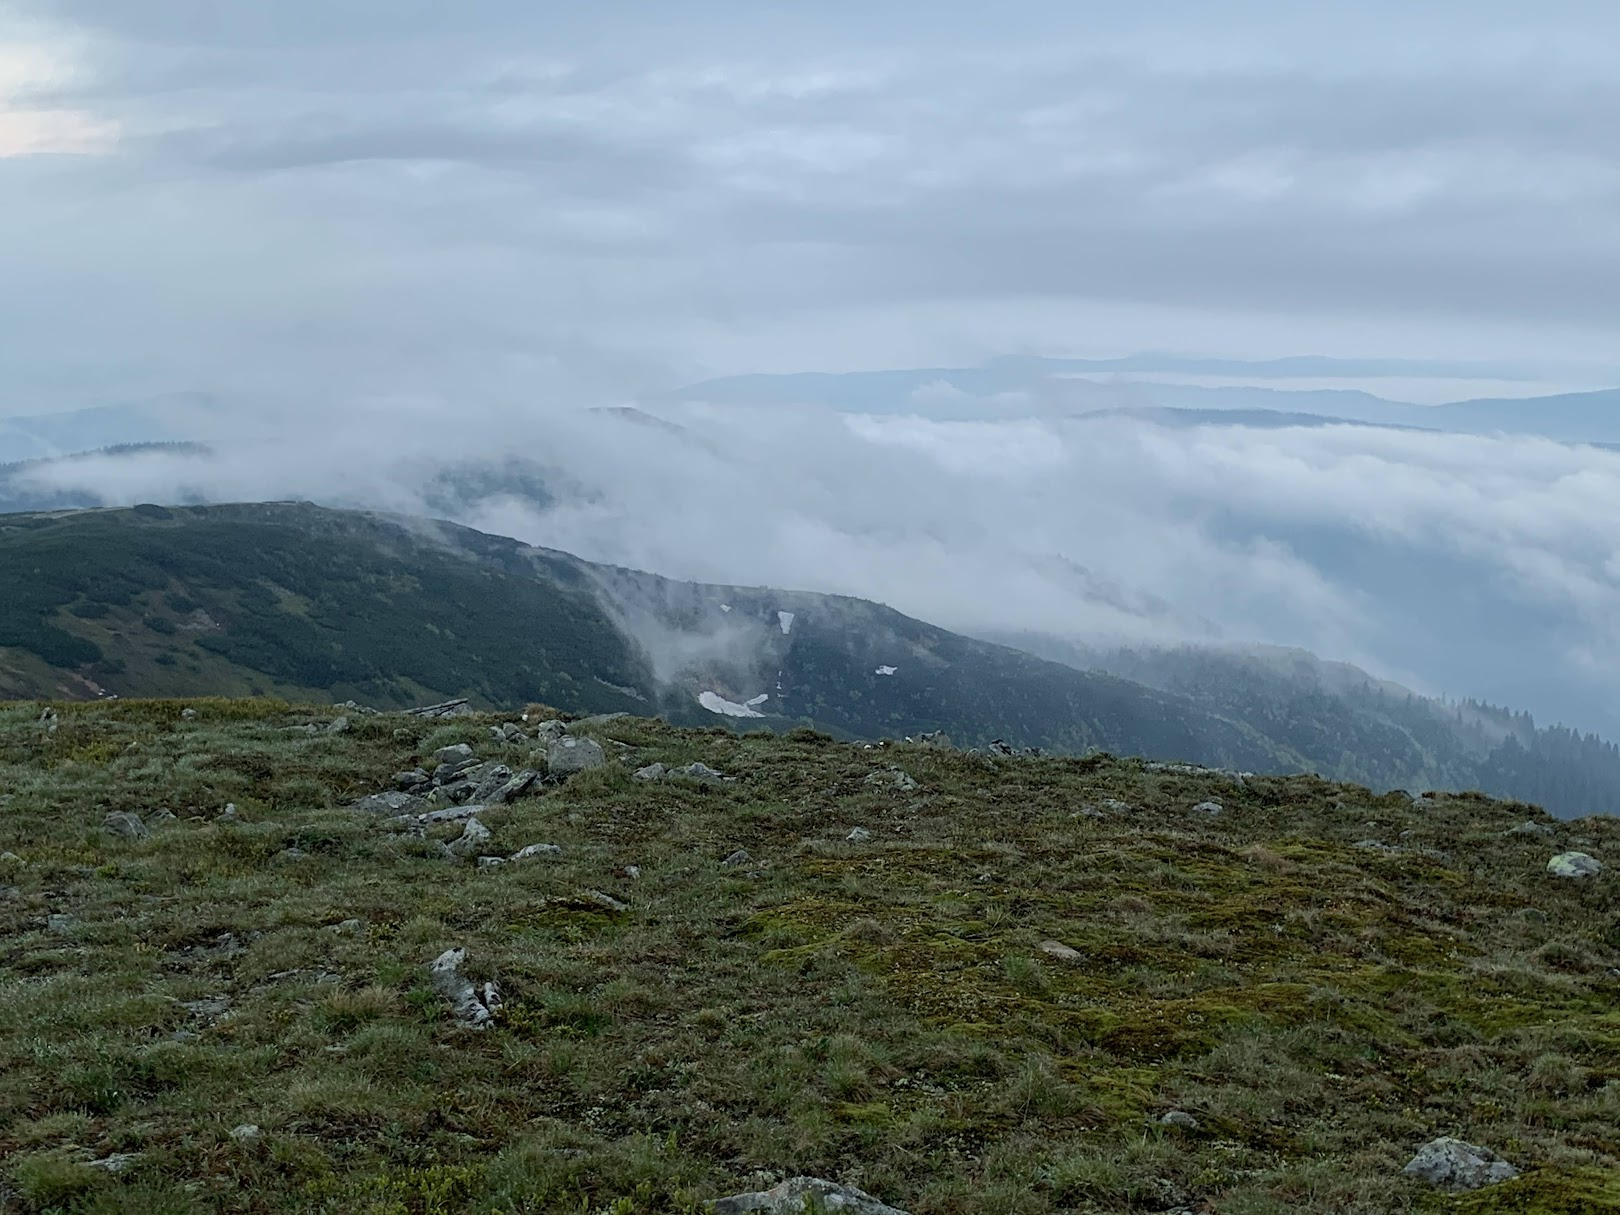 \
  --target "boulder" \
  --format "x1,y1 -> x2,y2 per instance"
486,769 -> 540,805
534,720 -> 568,744
103,811 -> 149,840
587,890 -> 629,913
865,768 -> 918,792
846,827 -> 872,842
229,1124 -> 261,1142
547,735 -> 605,777
476,856 -> 506,869
722,849 -> 753,868
428,947 -> 500,1028
326,715 -> 350,734
408,698 -> 472,719
448,818 -> 492,858
708,1177 -> 910,1214
510,843 -> 563,862
500,722 -> 528,742
1159,1110 -> 1199,1129
467,764 -> 514,802
682,761 -> 726,784
1402,1137 -> 1517,1191
351,791 -> 421,816
1192,801 -> 1223,816
434,743 -> 476,766
635,762 -> 668,781
1548,851 -> 1603,879
392,768 -> 431,791
1507,820 -> 1554,836
1039,940 -> 1082,963
914,731 -> 953,749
